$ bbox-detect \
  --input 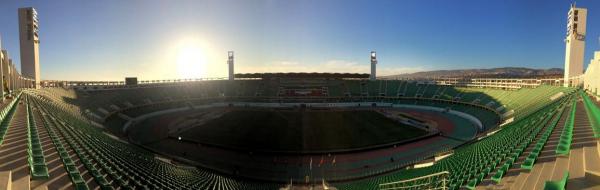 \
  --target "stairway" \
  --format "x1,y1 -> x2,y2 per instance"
564,100 -> 597,189
0,102 -> 31,190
